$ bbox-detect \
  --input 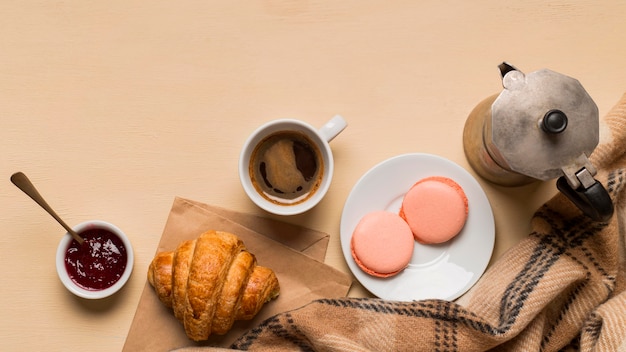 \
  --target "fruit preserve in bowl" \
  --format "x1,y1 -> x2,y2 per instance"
56,220 -> 134,299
